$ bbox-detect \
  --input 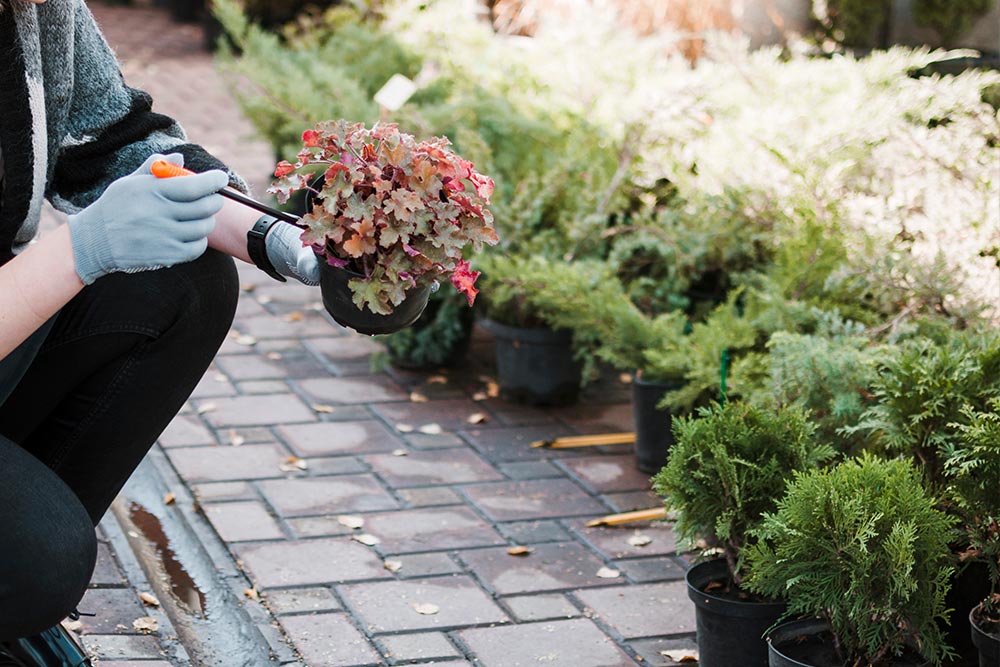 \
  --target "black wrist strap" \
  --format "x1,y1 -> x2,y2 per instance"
247,215 -> 287,282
